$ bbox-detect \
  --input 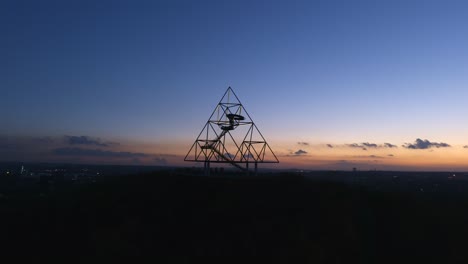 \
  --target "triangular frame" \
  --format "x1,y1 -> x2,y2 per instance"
185,87 -> 279,171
